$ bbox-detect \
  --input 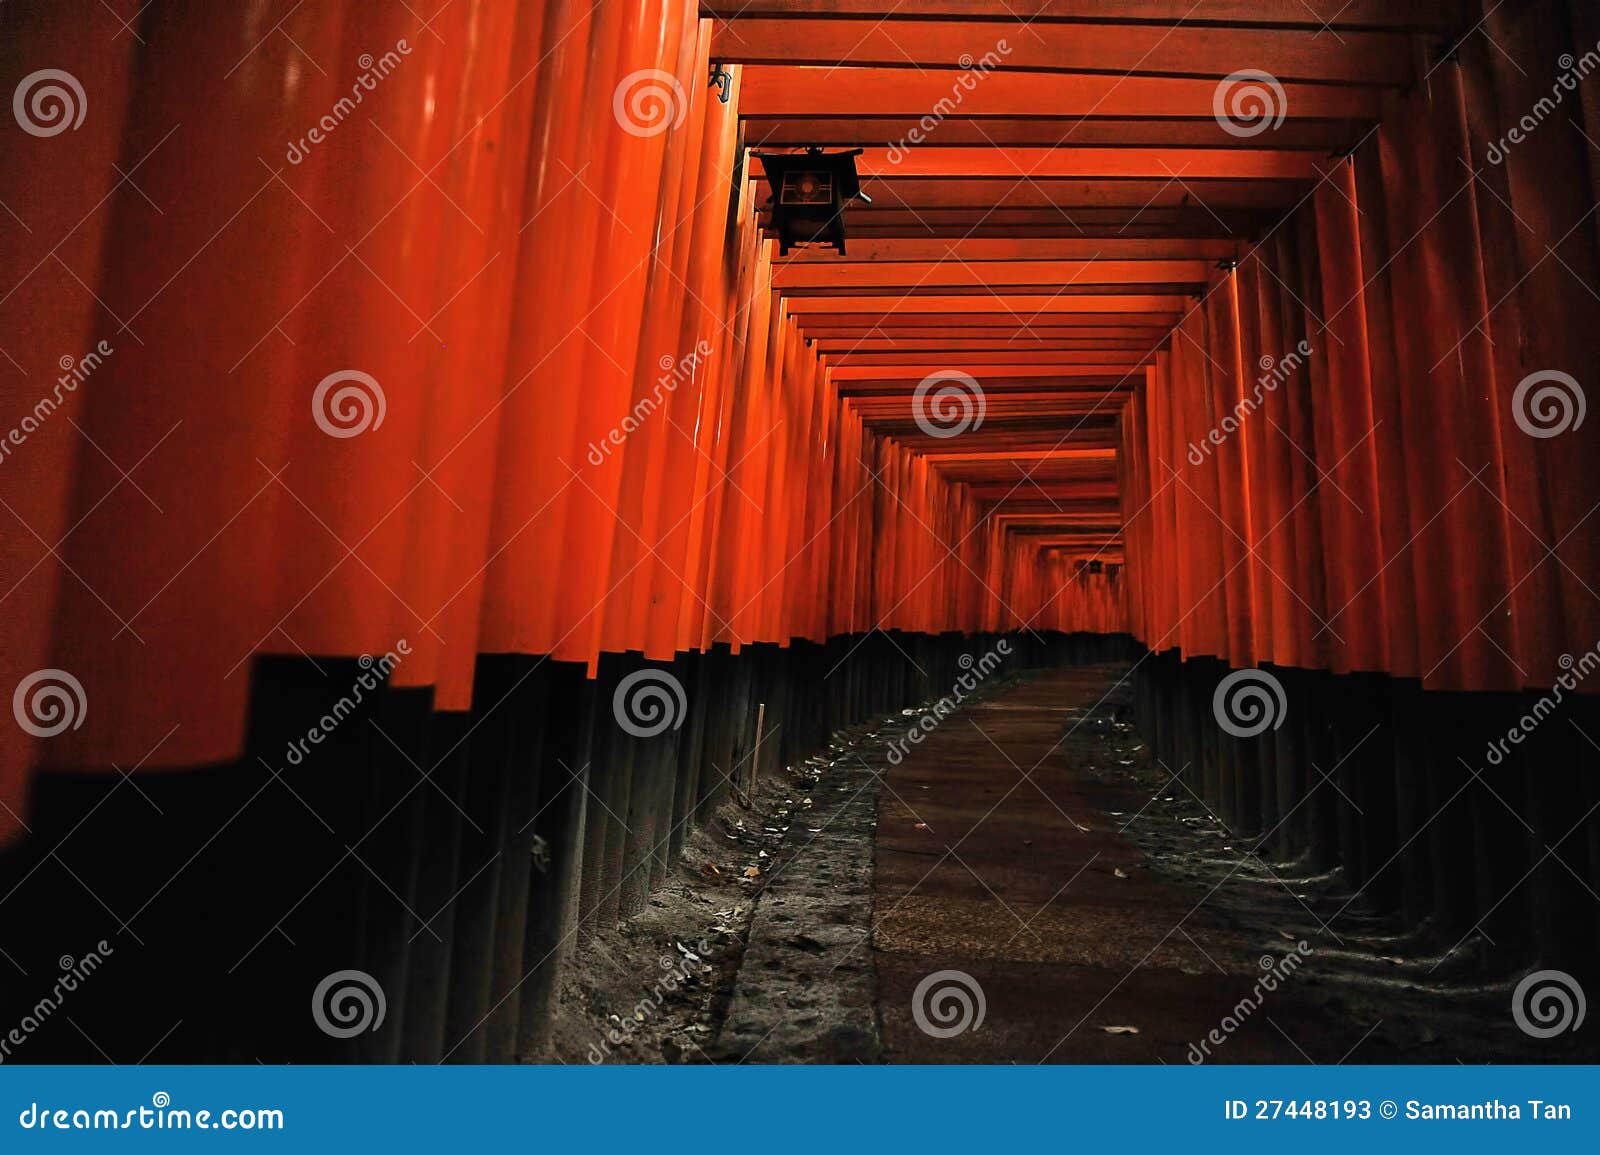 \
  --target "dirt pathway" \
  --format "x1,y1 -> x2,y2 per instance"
873,664 -> 1600,1064
555,664 -> 1583,1064
873,665 -> 1325,1061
